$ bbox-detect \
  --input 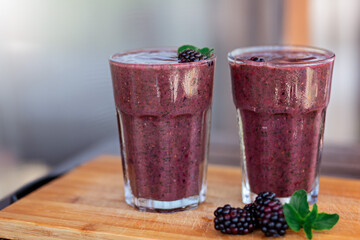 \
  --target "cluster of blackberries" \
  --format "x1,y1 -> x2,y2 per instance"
178,49 -> 208,63
214,192 -> 288,237
214,204 -> 256,235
